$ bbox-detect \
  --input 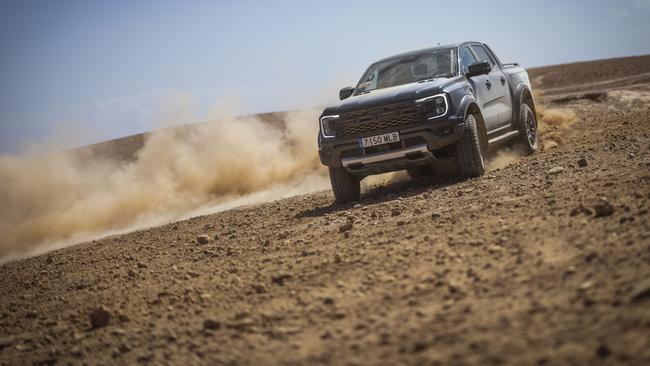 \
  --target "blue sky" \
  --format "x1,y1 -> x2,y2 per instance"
1,0 -> 649,153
